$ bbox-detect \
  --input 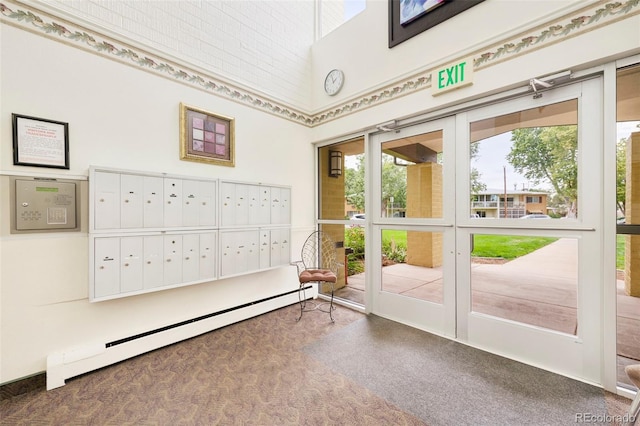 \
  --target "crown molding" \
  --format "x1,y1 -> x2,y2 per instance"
1,0 -> 638,128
